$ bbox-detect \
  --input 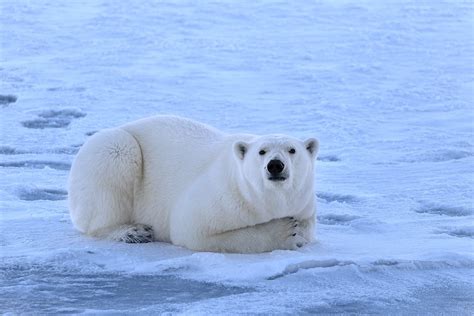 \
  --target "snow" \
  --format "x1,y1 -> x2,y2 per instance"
1,0 -> 473,314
